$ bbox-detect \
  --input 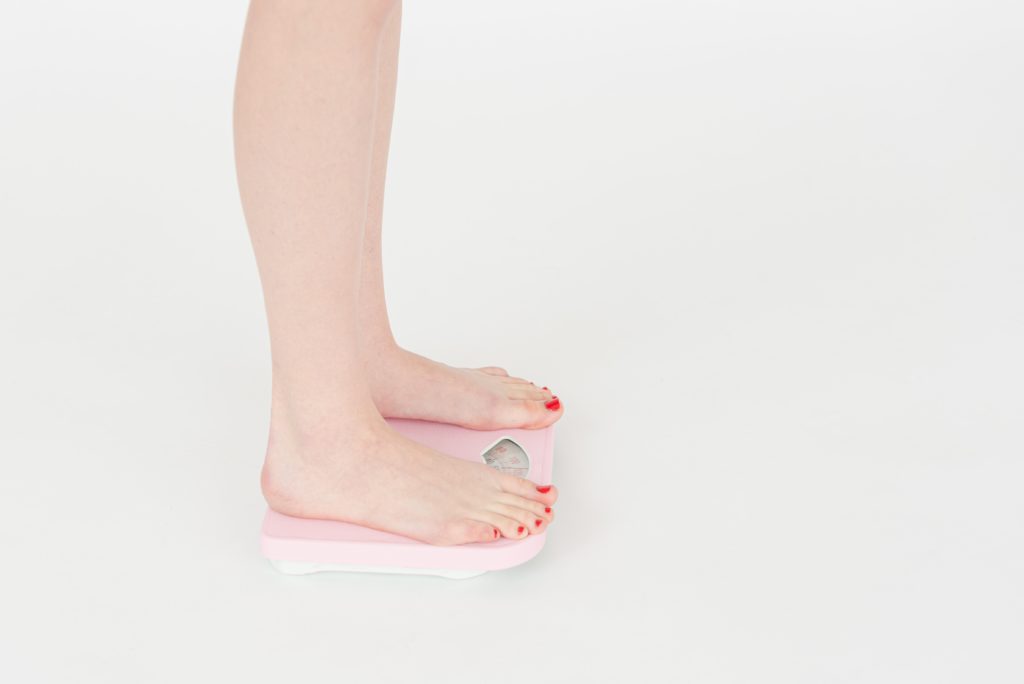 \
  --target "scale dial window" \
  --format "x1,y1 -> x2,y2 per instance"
481,438 -> 530,477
